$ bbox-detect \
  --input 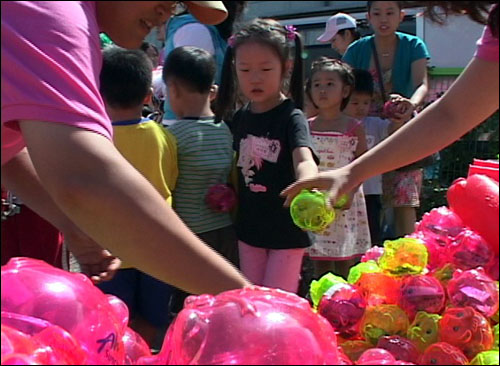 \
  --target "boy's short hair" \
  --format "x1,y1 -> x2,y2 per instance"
163,46 -> 216,94
100,47 -> 152,109
352,69 -> 374,96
